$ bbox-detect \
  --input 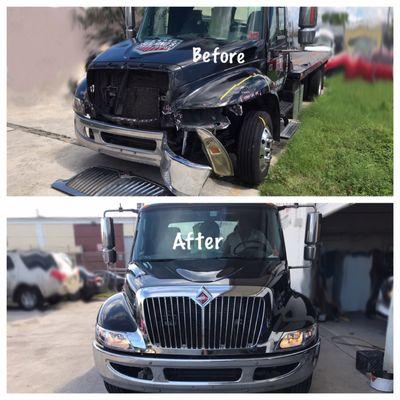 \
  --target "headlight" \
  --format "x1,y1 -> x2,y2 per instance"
95,325 -> 146,352
73,97 -> 86,116
278,324 -> 317,349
